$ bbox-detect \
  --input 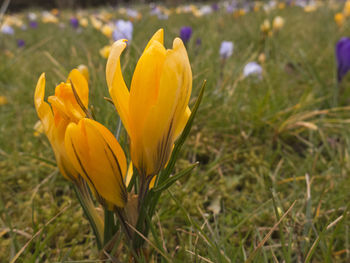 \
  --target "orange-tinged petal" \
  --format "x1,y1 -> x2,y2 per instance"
48,94 -> 84,124
67,69 -> 89,108
106,39 -> 131,134
65,118 -> 127,208
34,73 -> 79,181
